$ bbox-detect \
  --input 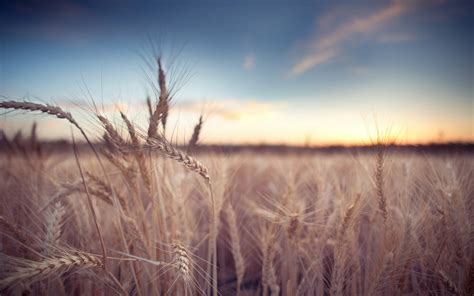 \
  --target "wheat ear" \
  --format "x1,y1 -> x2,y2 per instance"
120,111 -> 151,191
97,114 -> 127,152
0,100 -> 75,122
0,251 -> 102,289
86,172 -> 128,209
146,95 -> 153,117
0,100 -> 98,163
157,58 -> 169,131
147,58 -> 169,139
172,241 -> 192,282
261,225 -> 279,296
43,202 -> 65,256
339,194 -> 361,239
188,115 -> 203,152
144,136 -> 210,181
375,144 -> 388,222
